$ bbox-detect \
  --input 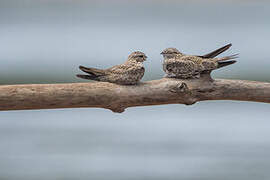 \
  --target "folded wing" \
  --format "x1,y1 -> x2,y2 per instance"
198,43 -> 232,58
